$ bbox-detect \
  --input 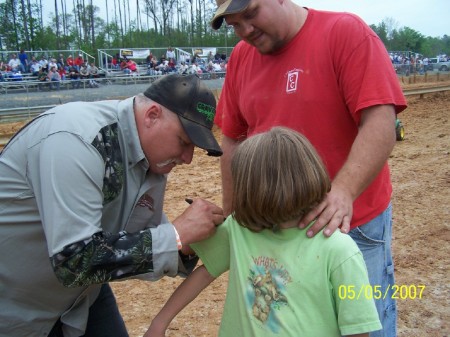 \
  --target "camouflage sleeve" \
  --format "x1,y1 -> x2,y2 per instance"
50,229 -> 154,288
